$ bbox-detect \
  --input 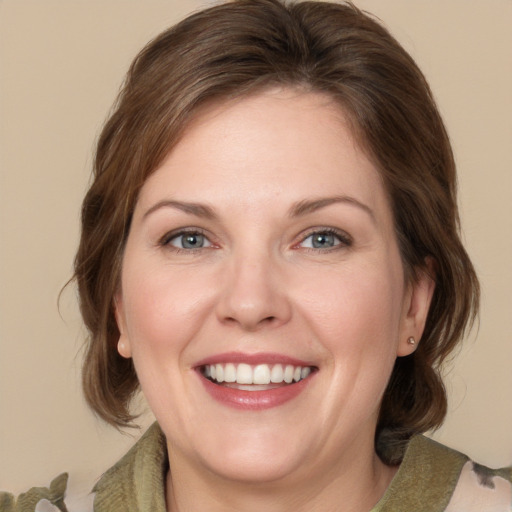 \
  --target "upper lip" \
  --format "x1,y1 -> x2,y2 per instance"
194,352 -> 316,368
